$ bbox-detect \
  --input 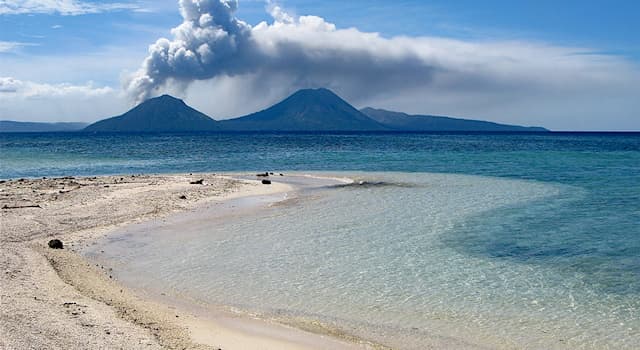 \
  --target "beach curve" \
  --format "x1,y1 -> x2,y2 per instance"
0,173 -> 377,350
